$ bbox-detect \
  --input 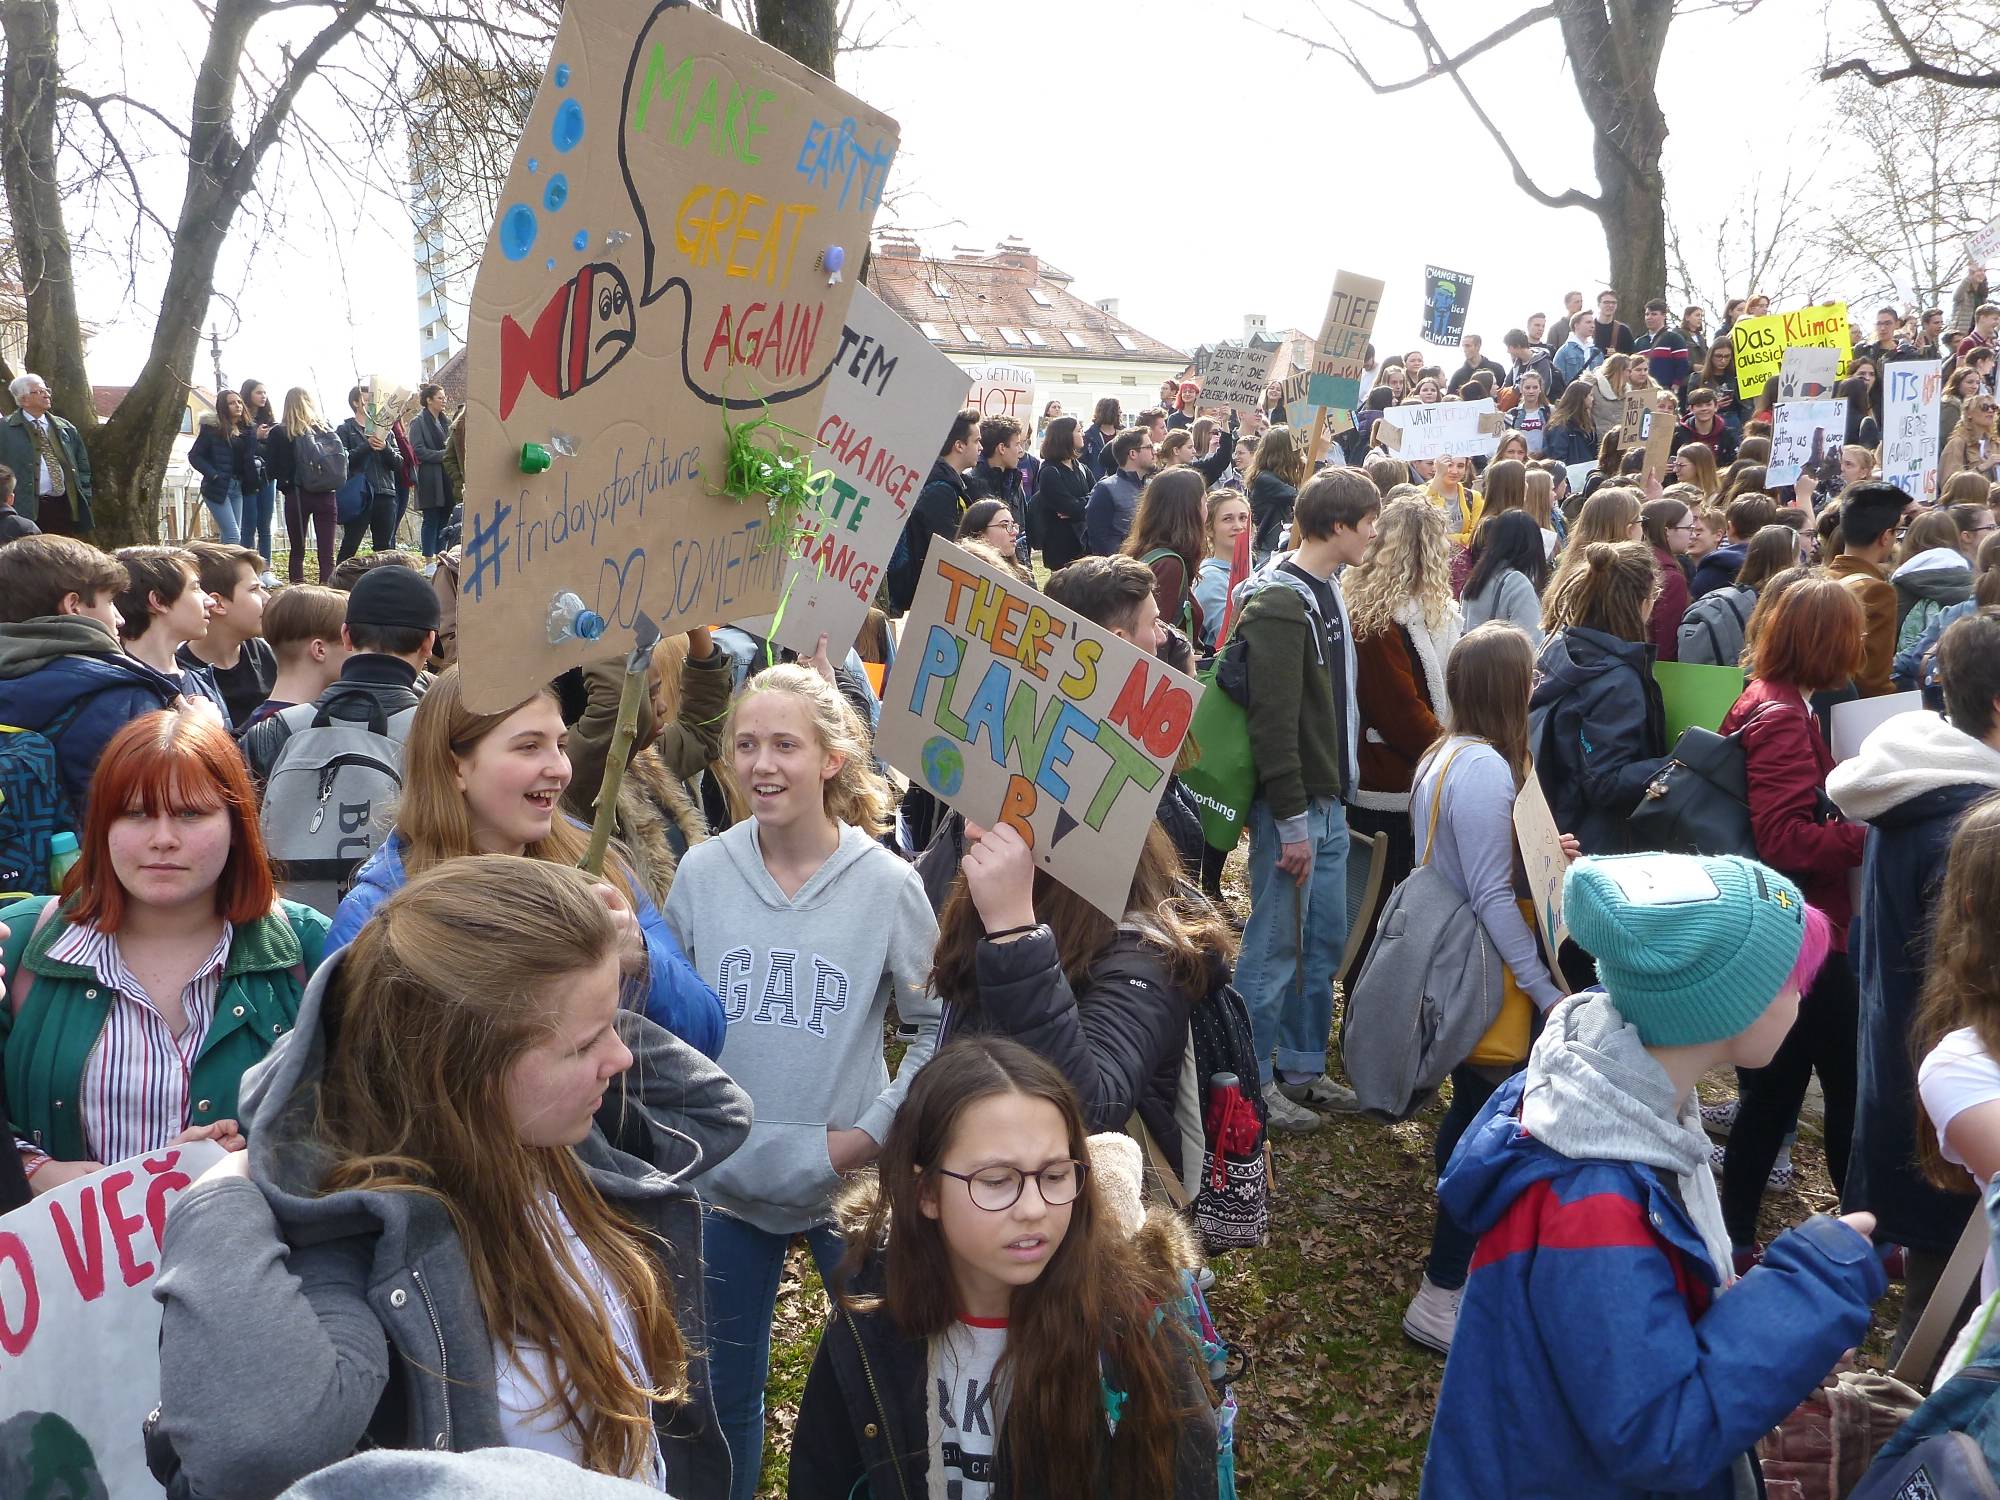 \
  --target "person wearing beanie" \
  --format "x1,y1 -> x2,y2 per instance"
1419,852 -> 1888,1500
239,558 -> 439,784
